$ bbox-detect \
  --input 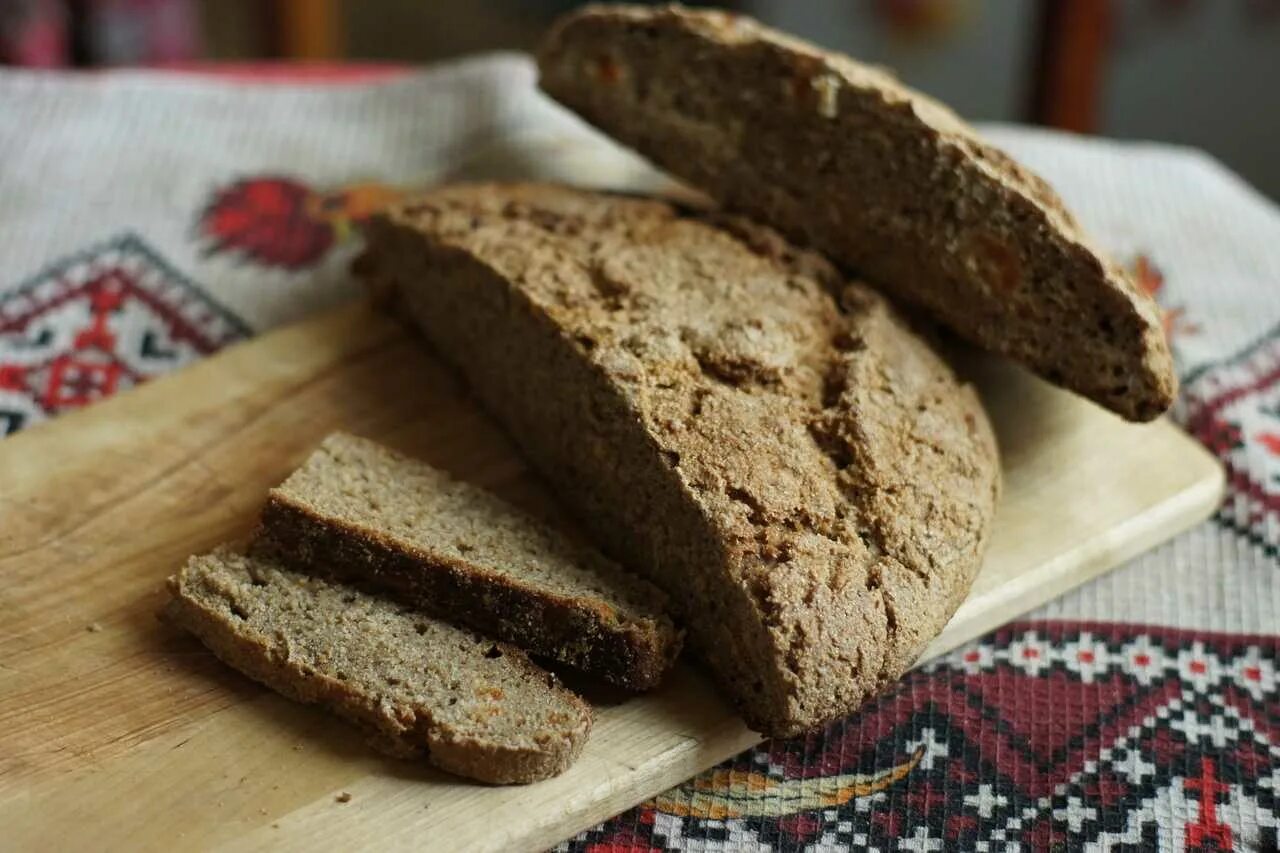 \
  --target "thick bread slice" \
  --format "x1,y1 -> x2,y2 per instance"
165,547 -> 592,784
537,4 -> 1176,422
258,432 -> 682,690
362,183 -> 1000,736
